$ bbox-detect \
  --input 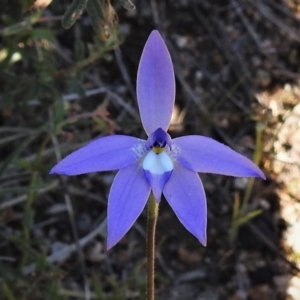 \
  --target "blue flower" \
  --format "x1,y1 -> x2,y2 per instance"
50,31 -> 265,249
